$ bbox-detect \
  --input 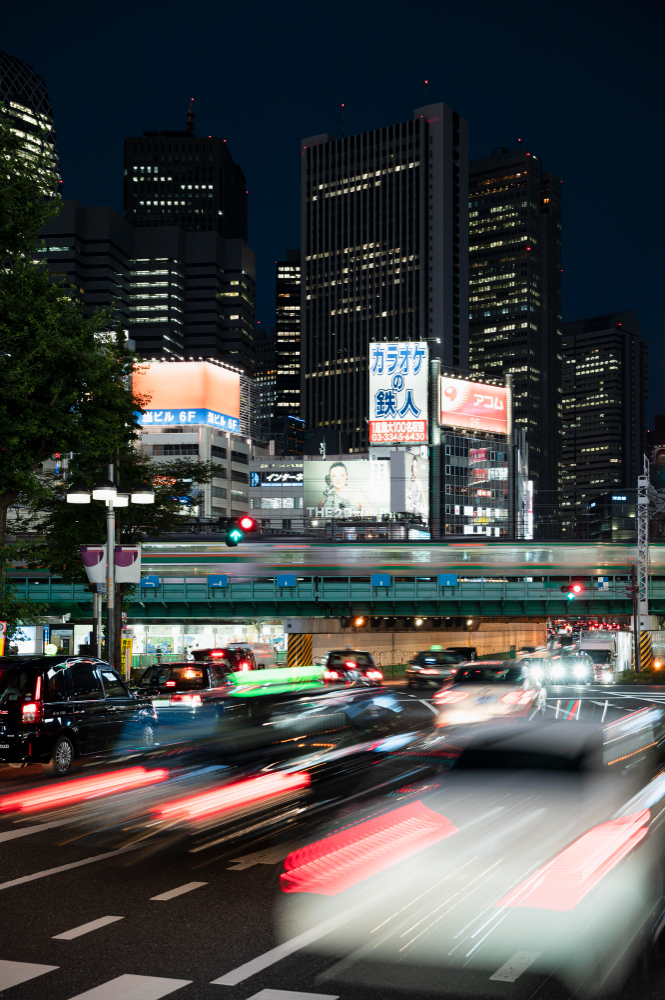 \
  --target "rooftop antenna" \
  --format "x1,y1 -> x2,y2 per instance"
187,97 -> 195,136
340,103 -> 345,139
424,79 -> 428,103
